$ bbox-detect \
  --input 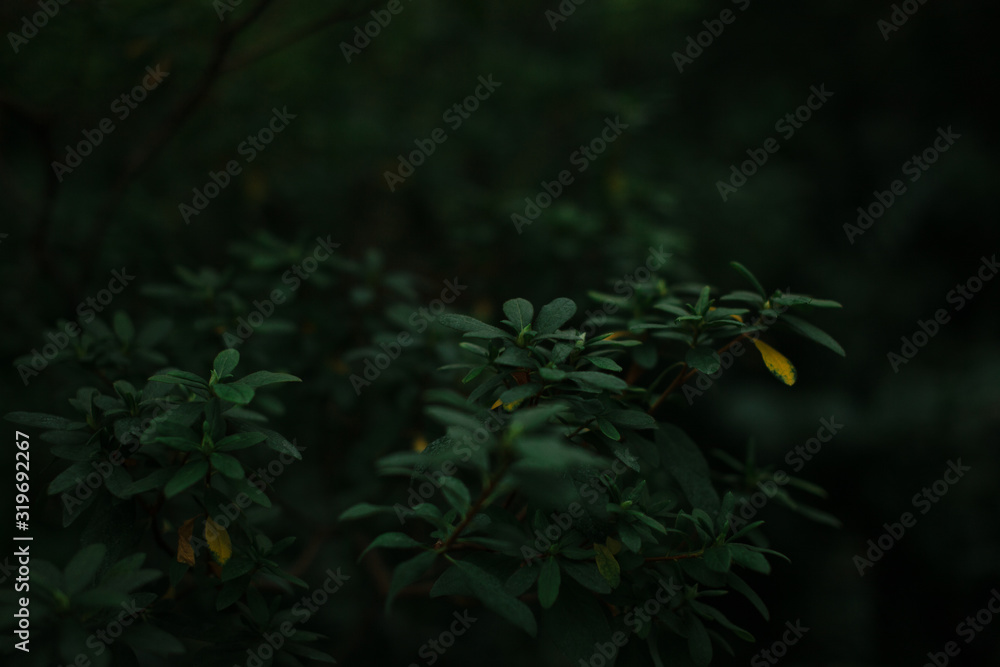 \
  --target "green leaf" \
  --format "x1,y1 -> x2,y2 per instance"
48,461 -> 93,494
728,544 -> 771,574
113,311 -> 136,344
628,510 -> 669,535
535,297 -> 577,334
214,432 -> 267,451
503,298 -> 534,331
505,565 -> 540,597
593,544 -> 620,589
511,403 -> 569,430
284,644 -> 337,663
210,452 -> 244,479
780,314 -> 846,356
65,543 -> 106,595
727,572 -> 769,620
386,551 -> 437,611
124,468 -> 174,496
498,383 -> 540,405
685,346 -> 721,374
439,477 -> 472,514
221,556 -> 256,583
702,545 -> 732,573
155,437 -> 201,452
164,460 -> 209,498
585,355 -> 623,371
231,371 -> 302,388
149,370 -> 208,388
693,285 -> 712,316
596,418 -> 621,441
540,578 -> 614,665
567,371 -> 627,392
338,502 -> 395,521
438,314 -> 510,340
657,425 -> 721,514
687,614 -> 712,666
216,576 -> 250,609
231,475 -> 271,508
213,383 -> 255,405
692,600 -> 754,642
453,559 -> 537,636
213,349 -> 240,380
729,261 -> 766,298
5,411 -> 82,430
462,366 -> 486,384
360,533 -> 424,559
605,409 -> 657,430
538,557 -> 561,609
560,561 -> 611,594
120,622 -> 185,655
